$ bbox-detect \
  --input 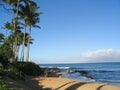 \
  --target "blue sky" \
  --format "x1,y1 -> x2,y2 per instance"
0,0 -> 120,63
